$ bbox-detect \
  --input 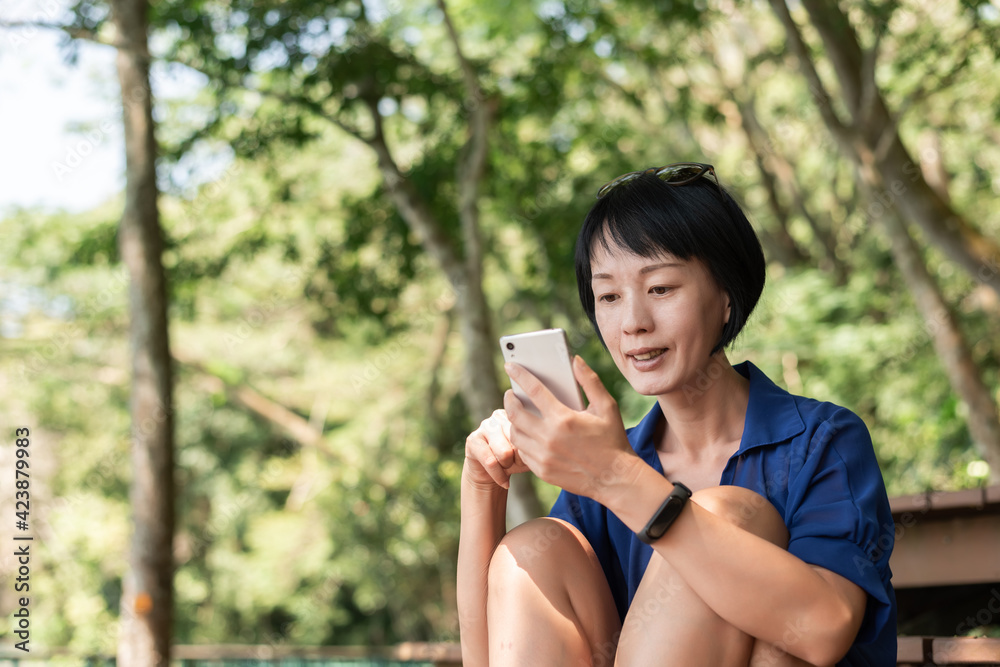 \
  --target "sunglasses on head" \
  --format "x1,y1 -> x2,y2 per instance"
596,162 -> 721,199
